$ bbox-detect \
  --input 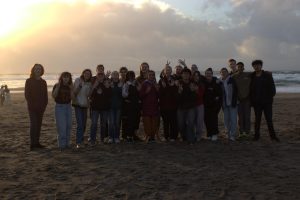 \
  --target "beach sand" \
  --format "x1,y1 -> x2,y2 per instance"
0,93 -> 300,199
